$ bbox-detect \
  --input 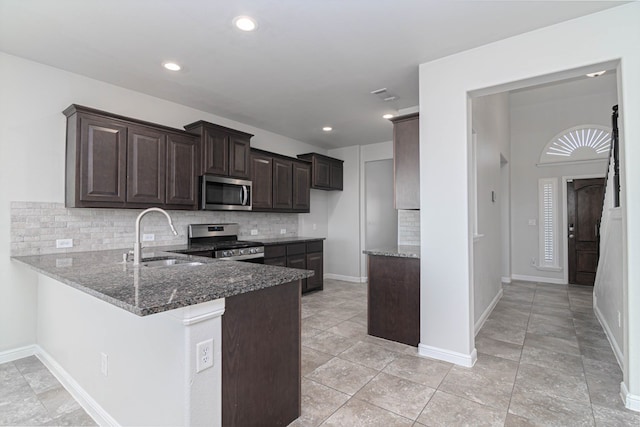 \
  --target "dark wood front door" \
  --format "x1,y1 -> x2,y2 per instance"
568,178 -> 605,286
